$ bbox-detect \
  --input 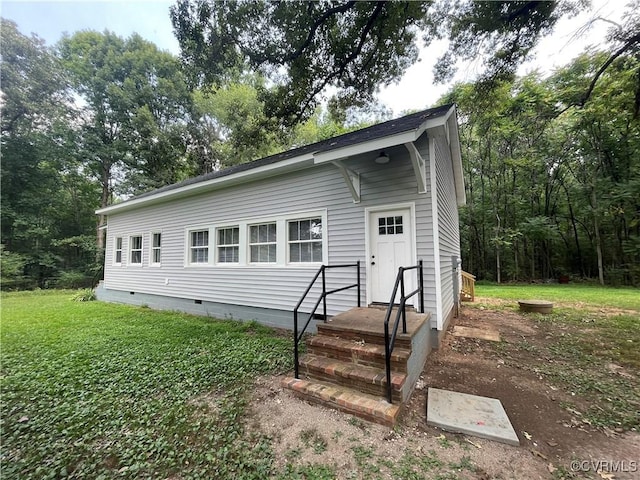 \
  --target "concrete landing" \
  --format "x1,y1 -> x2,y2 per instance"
452,326 -> 500,342
426,388 -> 519,446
